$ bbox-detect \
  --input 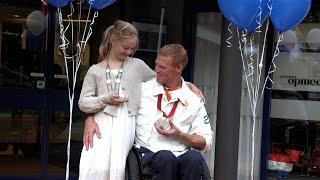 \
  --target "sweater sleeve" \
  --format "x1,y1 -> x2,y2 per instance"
78,67 -> 110,113
138,59 -> 156,82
